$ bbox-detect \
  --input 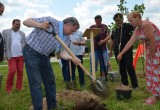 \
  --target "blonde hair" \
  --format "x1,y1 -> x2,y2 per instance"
128,11 -> 142,19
